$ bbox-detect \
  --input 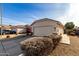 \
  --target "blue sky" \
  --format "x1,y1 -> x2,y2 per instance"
1,3 -> 70,25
